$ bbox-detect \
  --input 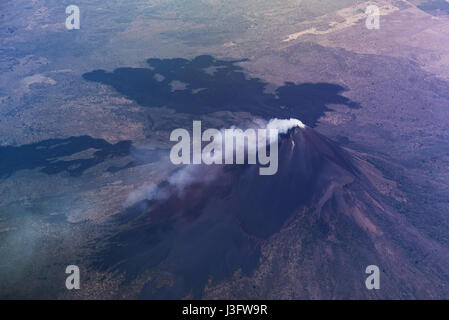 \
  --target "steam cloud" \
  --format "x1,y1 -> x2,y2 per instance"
266,118 -> 306,133
124,117 -> 305,206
